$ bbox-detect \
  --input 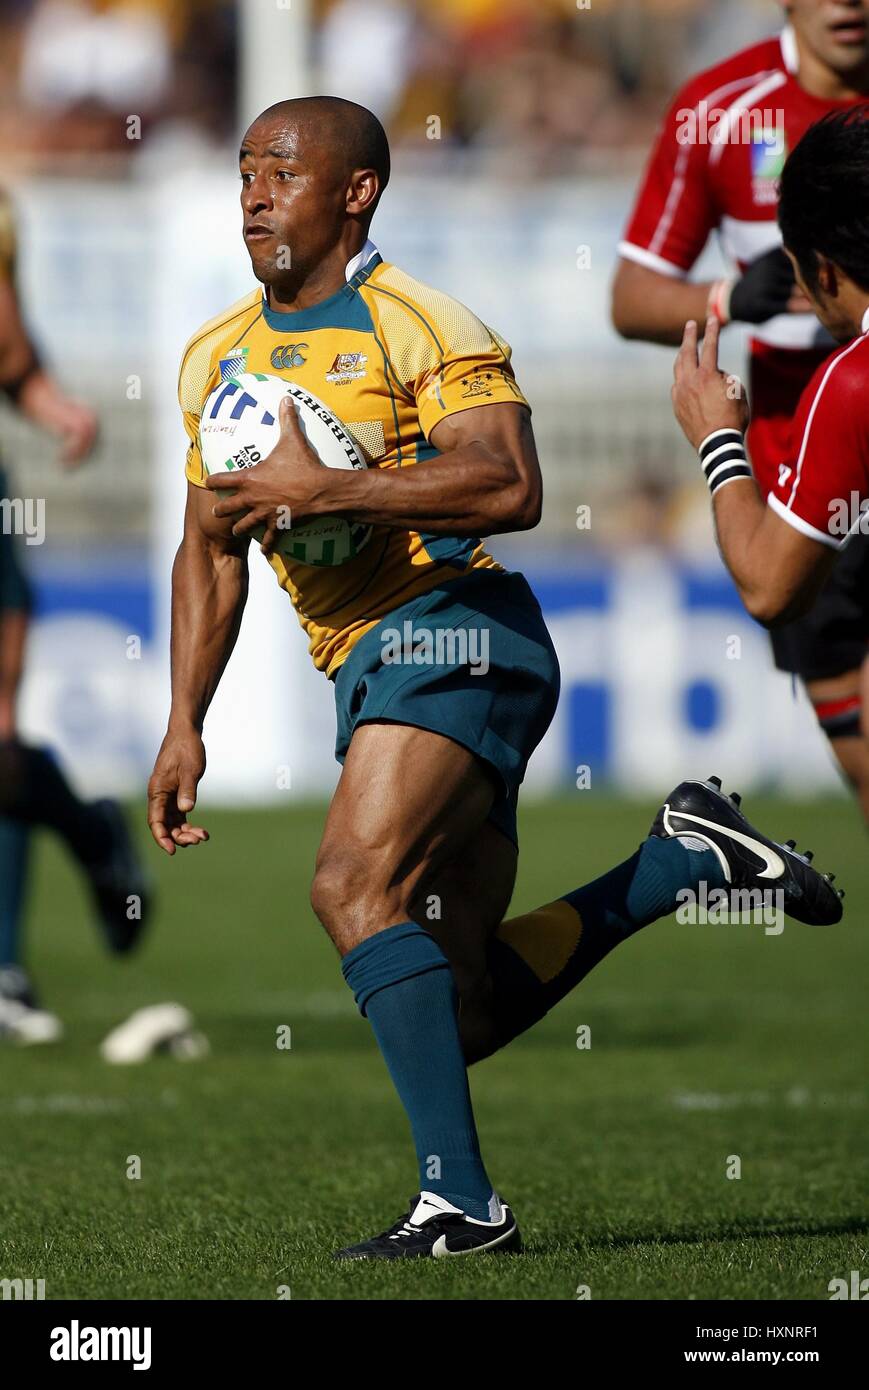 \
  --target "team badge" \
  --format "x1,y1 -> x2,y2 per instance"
326,352 -> 367,383
751,126 -> 786,206
460,371 -> 495,399
218,348 -> 248,381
